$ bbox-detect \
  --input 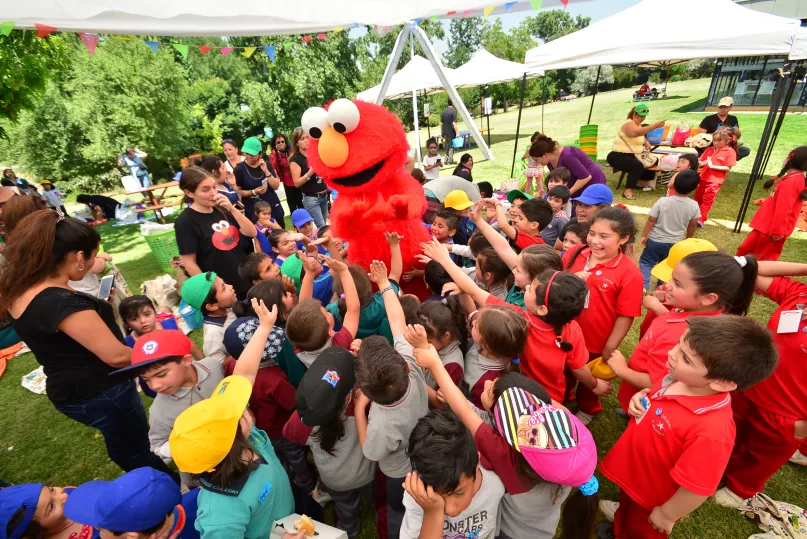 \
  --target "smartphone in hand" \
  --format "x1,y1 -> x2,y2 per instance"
98,274 -> 114,300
